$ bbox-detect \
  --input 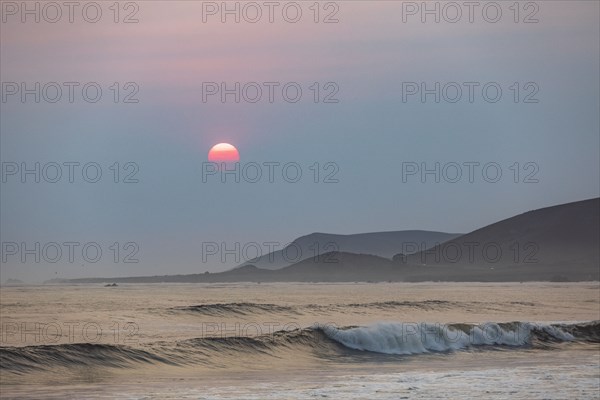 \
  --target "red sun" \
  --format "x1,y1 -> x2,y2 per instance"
208,143 -> 240,162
